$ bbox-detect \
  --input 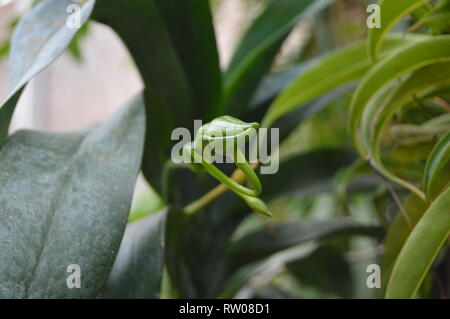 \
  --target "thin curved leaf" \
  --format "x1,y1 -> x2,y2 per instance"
362,62 -> 450,198
385,186 -> 450,299
368,0 -> 430,61
99,210 -> 166,299
349,35 -> 450,156
0,95 -> 146,298
0,0 -> 95,144
222,0 -> 332,116
424,130 -> 450,199
263,36 -> 424,128
381,194 -> 429,295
